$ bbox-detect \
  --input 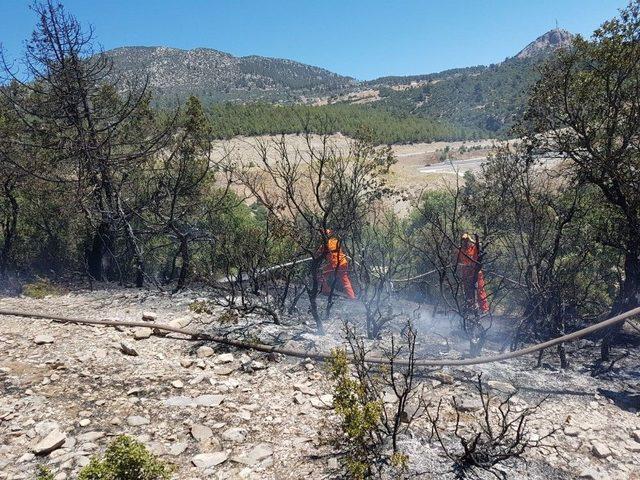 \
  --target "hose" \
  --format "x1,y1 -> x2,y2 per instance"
1,306 -> 638,367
